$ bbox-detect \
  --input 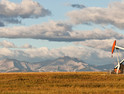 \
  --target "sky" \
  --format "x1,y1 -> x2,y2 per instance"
0,0 -> 124,65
